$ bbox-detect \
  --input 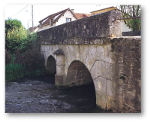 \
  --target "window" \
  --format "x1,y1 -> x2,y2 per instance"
66,18 -> 71,23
